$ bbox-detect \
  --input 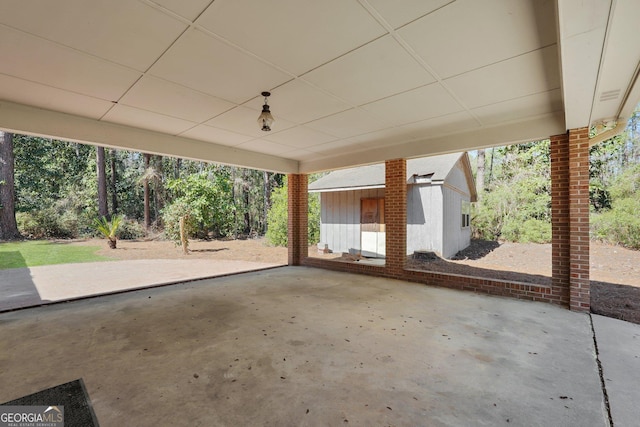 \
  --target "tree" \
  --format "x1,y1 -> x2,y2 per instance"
143,153 -> 151,230
476,148 -> 485,200
96,146 -> 108,218
0,131 -> 20,240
